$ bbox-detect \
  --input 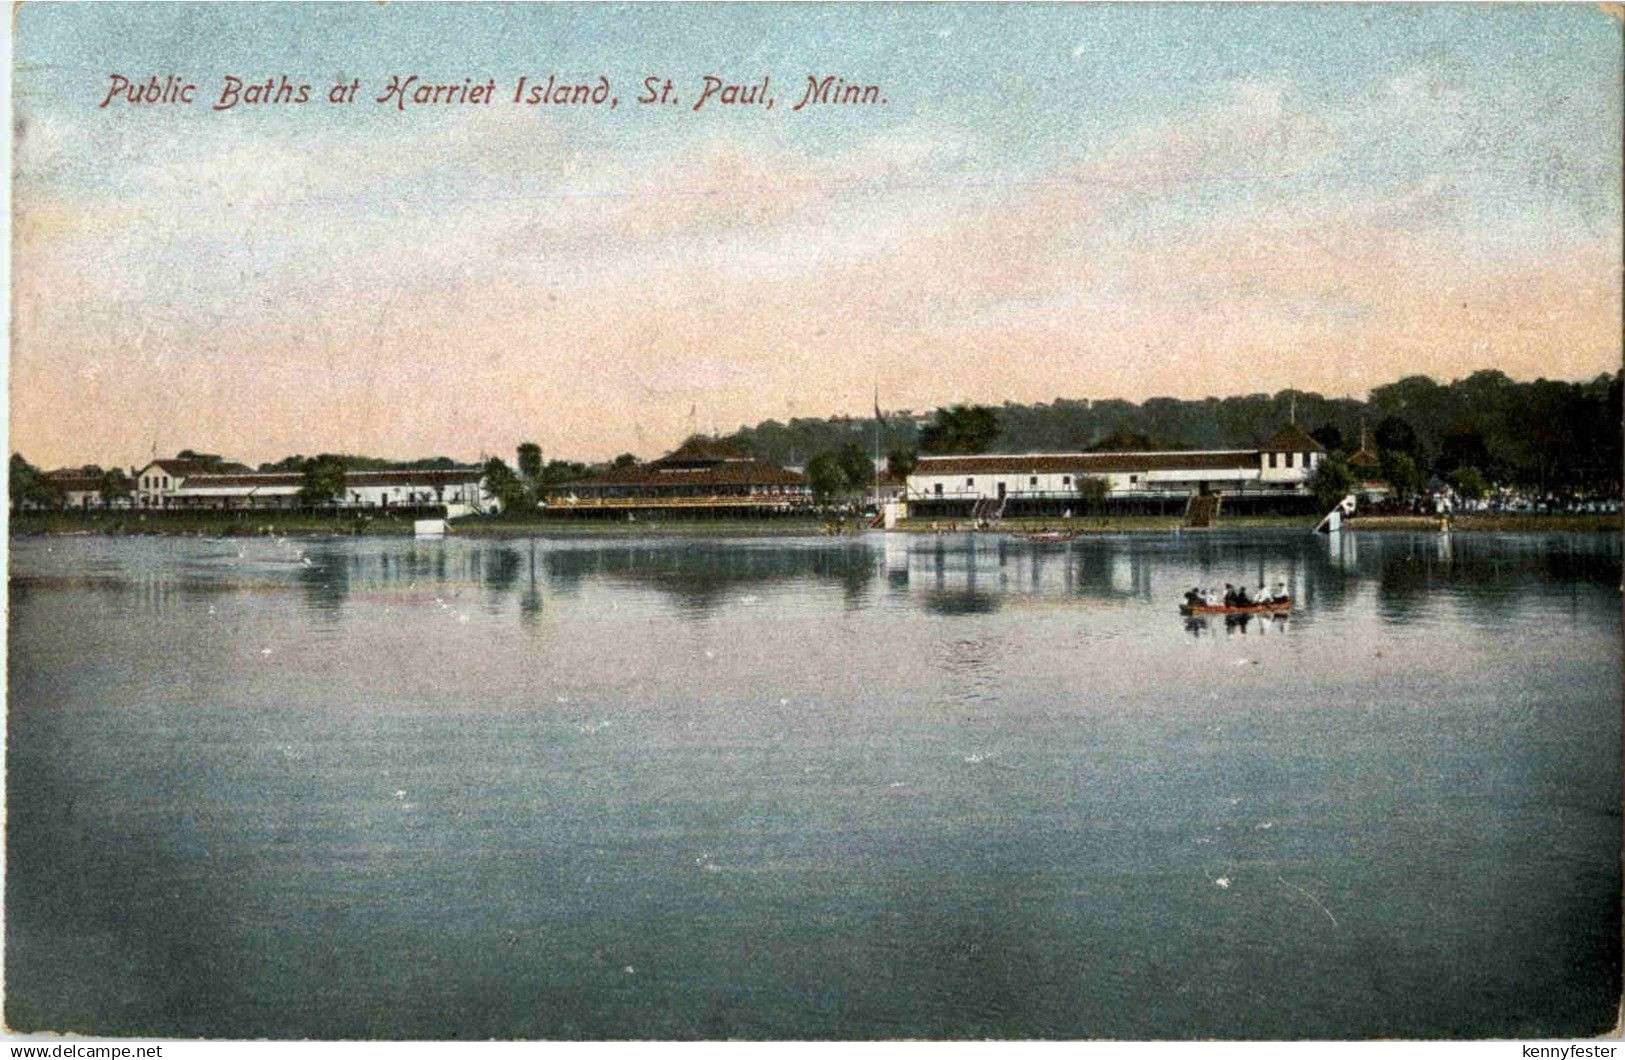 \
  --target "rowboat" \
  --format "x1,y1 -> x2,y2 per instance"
1019,531 -> 1078,543
1179,599 -> 1291,615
